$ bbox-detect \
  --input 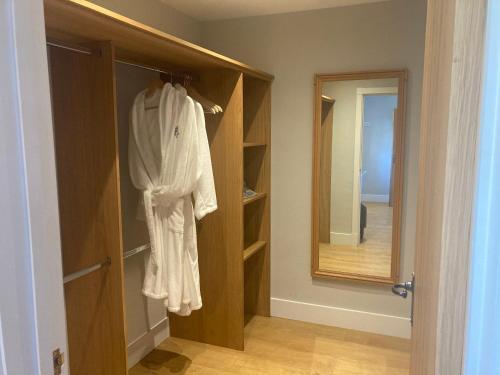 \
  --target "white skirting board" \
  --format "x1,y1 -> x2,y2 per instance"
127,318 -> 170,369
271,297 -> 411,339
361,194 -> 390,203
